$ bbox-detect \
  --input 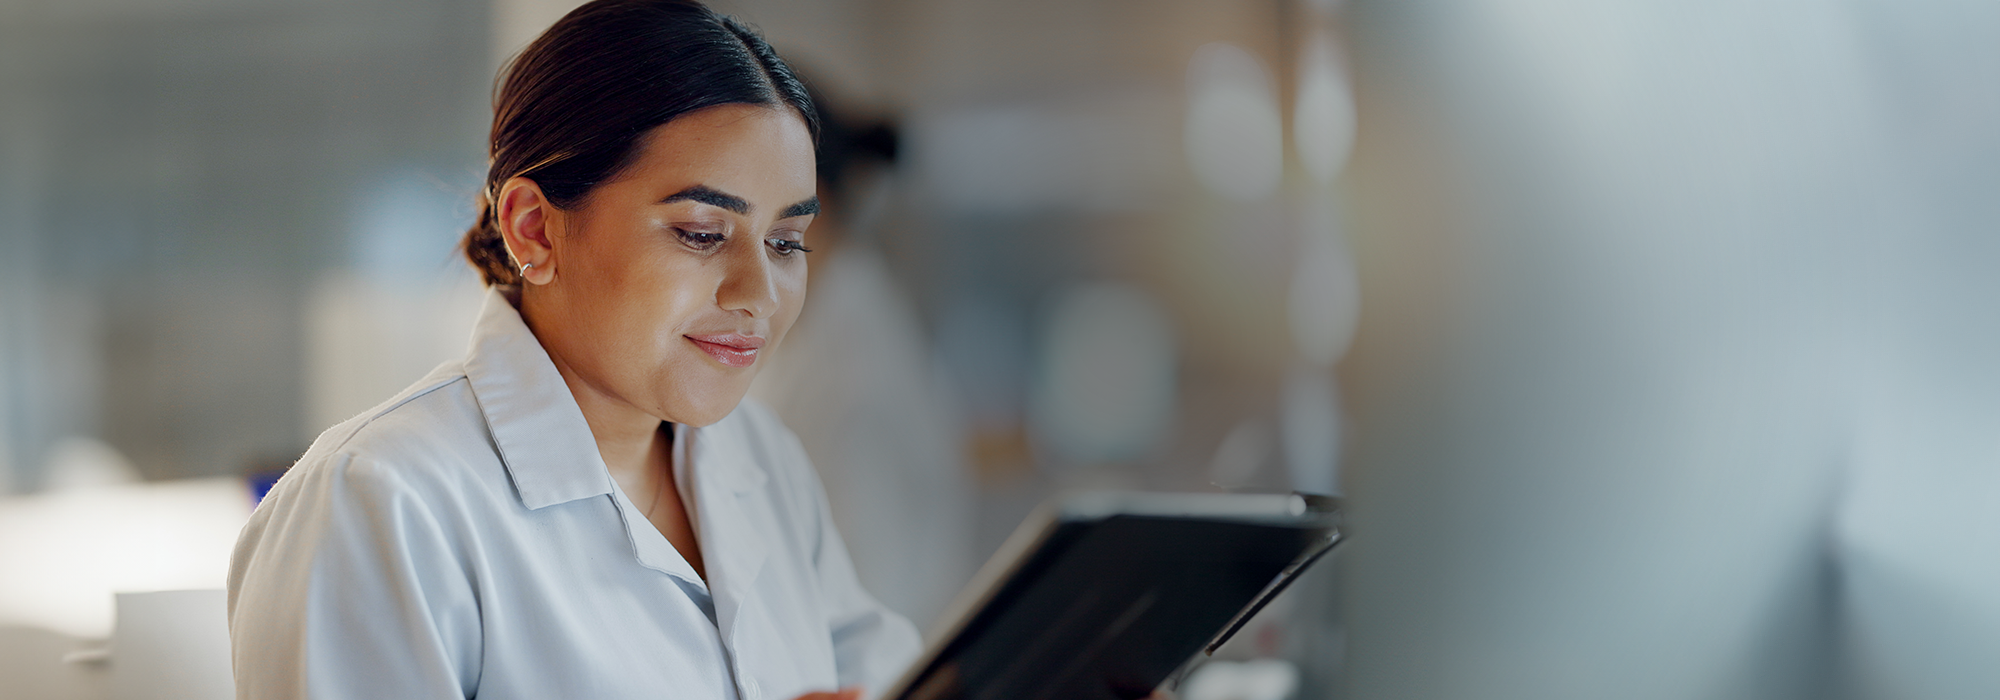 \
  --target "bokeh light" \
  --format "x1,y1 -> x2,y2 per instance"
1184,42 -> 1285,202
1293,30 -> 1357,186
